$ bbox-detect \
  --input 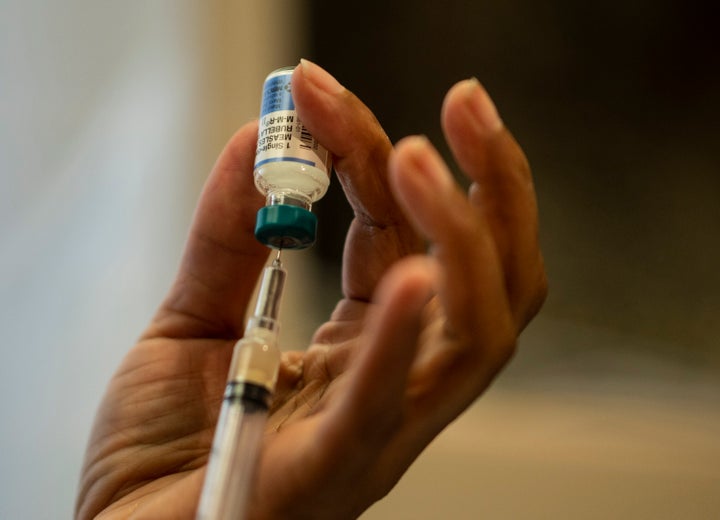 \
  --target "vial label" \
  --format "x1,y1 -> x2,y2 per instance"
254,69 -> 331,174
